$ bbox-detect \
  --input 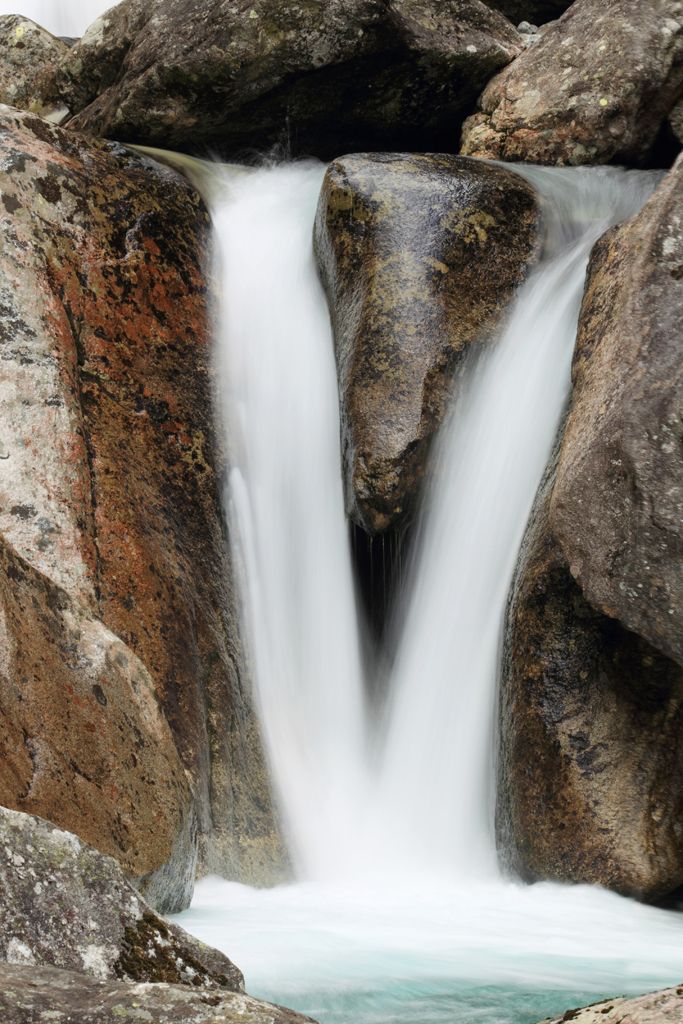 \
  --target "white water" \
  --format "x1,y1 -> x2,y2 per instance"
369,164 -> 663,879
211,160 -> 661,884
182,159 -> 683,1024
212,163 -> 367,878
0,0 -> 118,37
